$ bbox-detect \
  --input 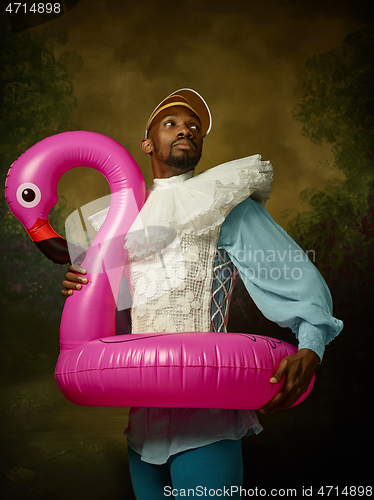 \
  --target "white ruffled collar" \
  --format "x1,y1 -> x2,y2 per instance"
124,155 -> 273,260
87,156 -> 273,260
152,170 -> 194,189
